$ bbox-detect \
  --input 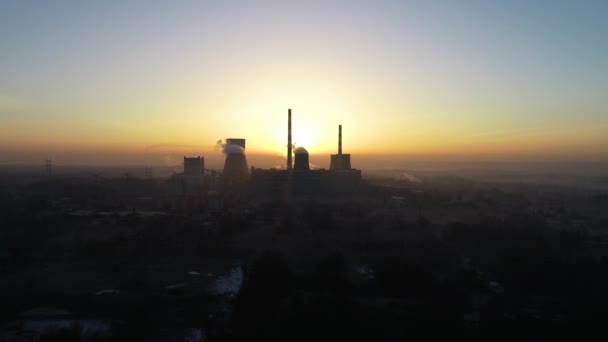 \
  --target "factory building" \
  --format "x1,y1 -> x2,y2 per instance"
184,156 -> 204,176
330,125 -> 352,170
171,156 -> 207,192
169,156 -> 205,185
327,124 -> 361,182
330,154 -> 351,170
